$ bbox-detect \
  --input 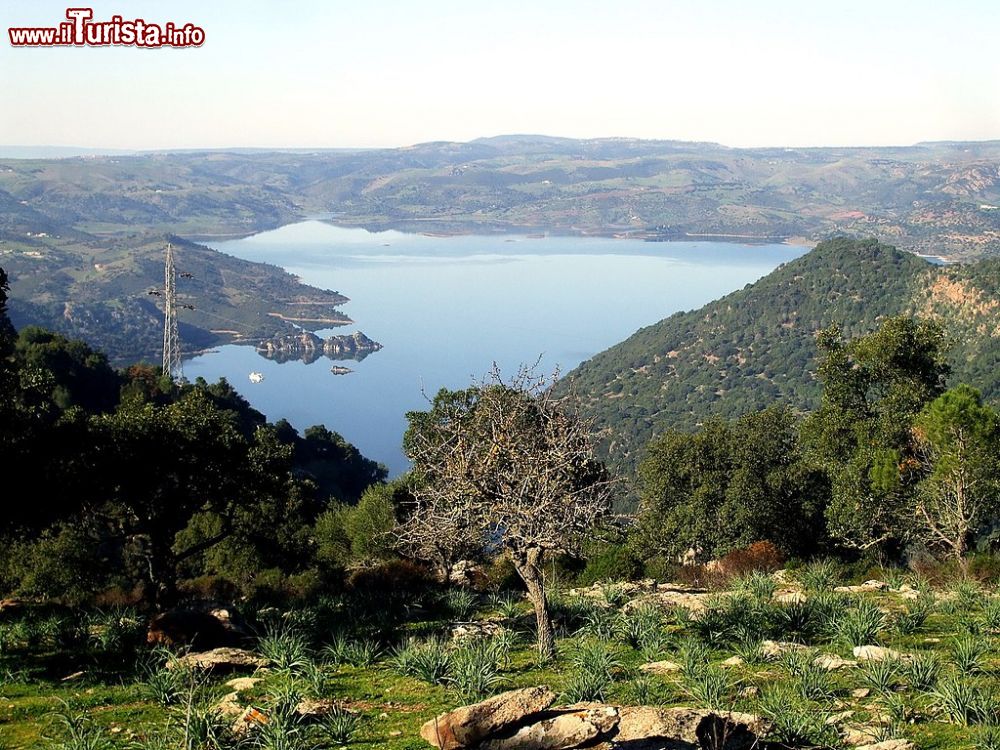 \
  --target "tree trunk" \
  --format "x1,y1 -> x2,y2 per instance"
514,547 -> 555,660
